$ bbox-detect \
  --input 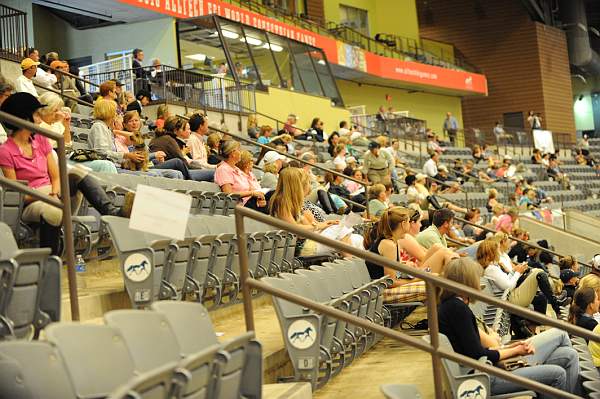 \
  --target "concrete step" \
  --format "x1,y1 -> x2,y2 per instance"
264,382 -> 312,399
